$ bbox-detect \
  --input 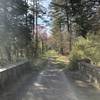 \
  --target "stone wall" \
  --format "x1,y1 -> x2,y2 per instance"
78,62 -> 100,89
0,60 -> 33,90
